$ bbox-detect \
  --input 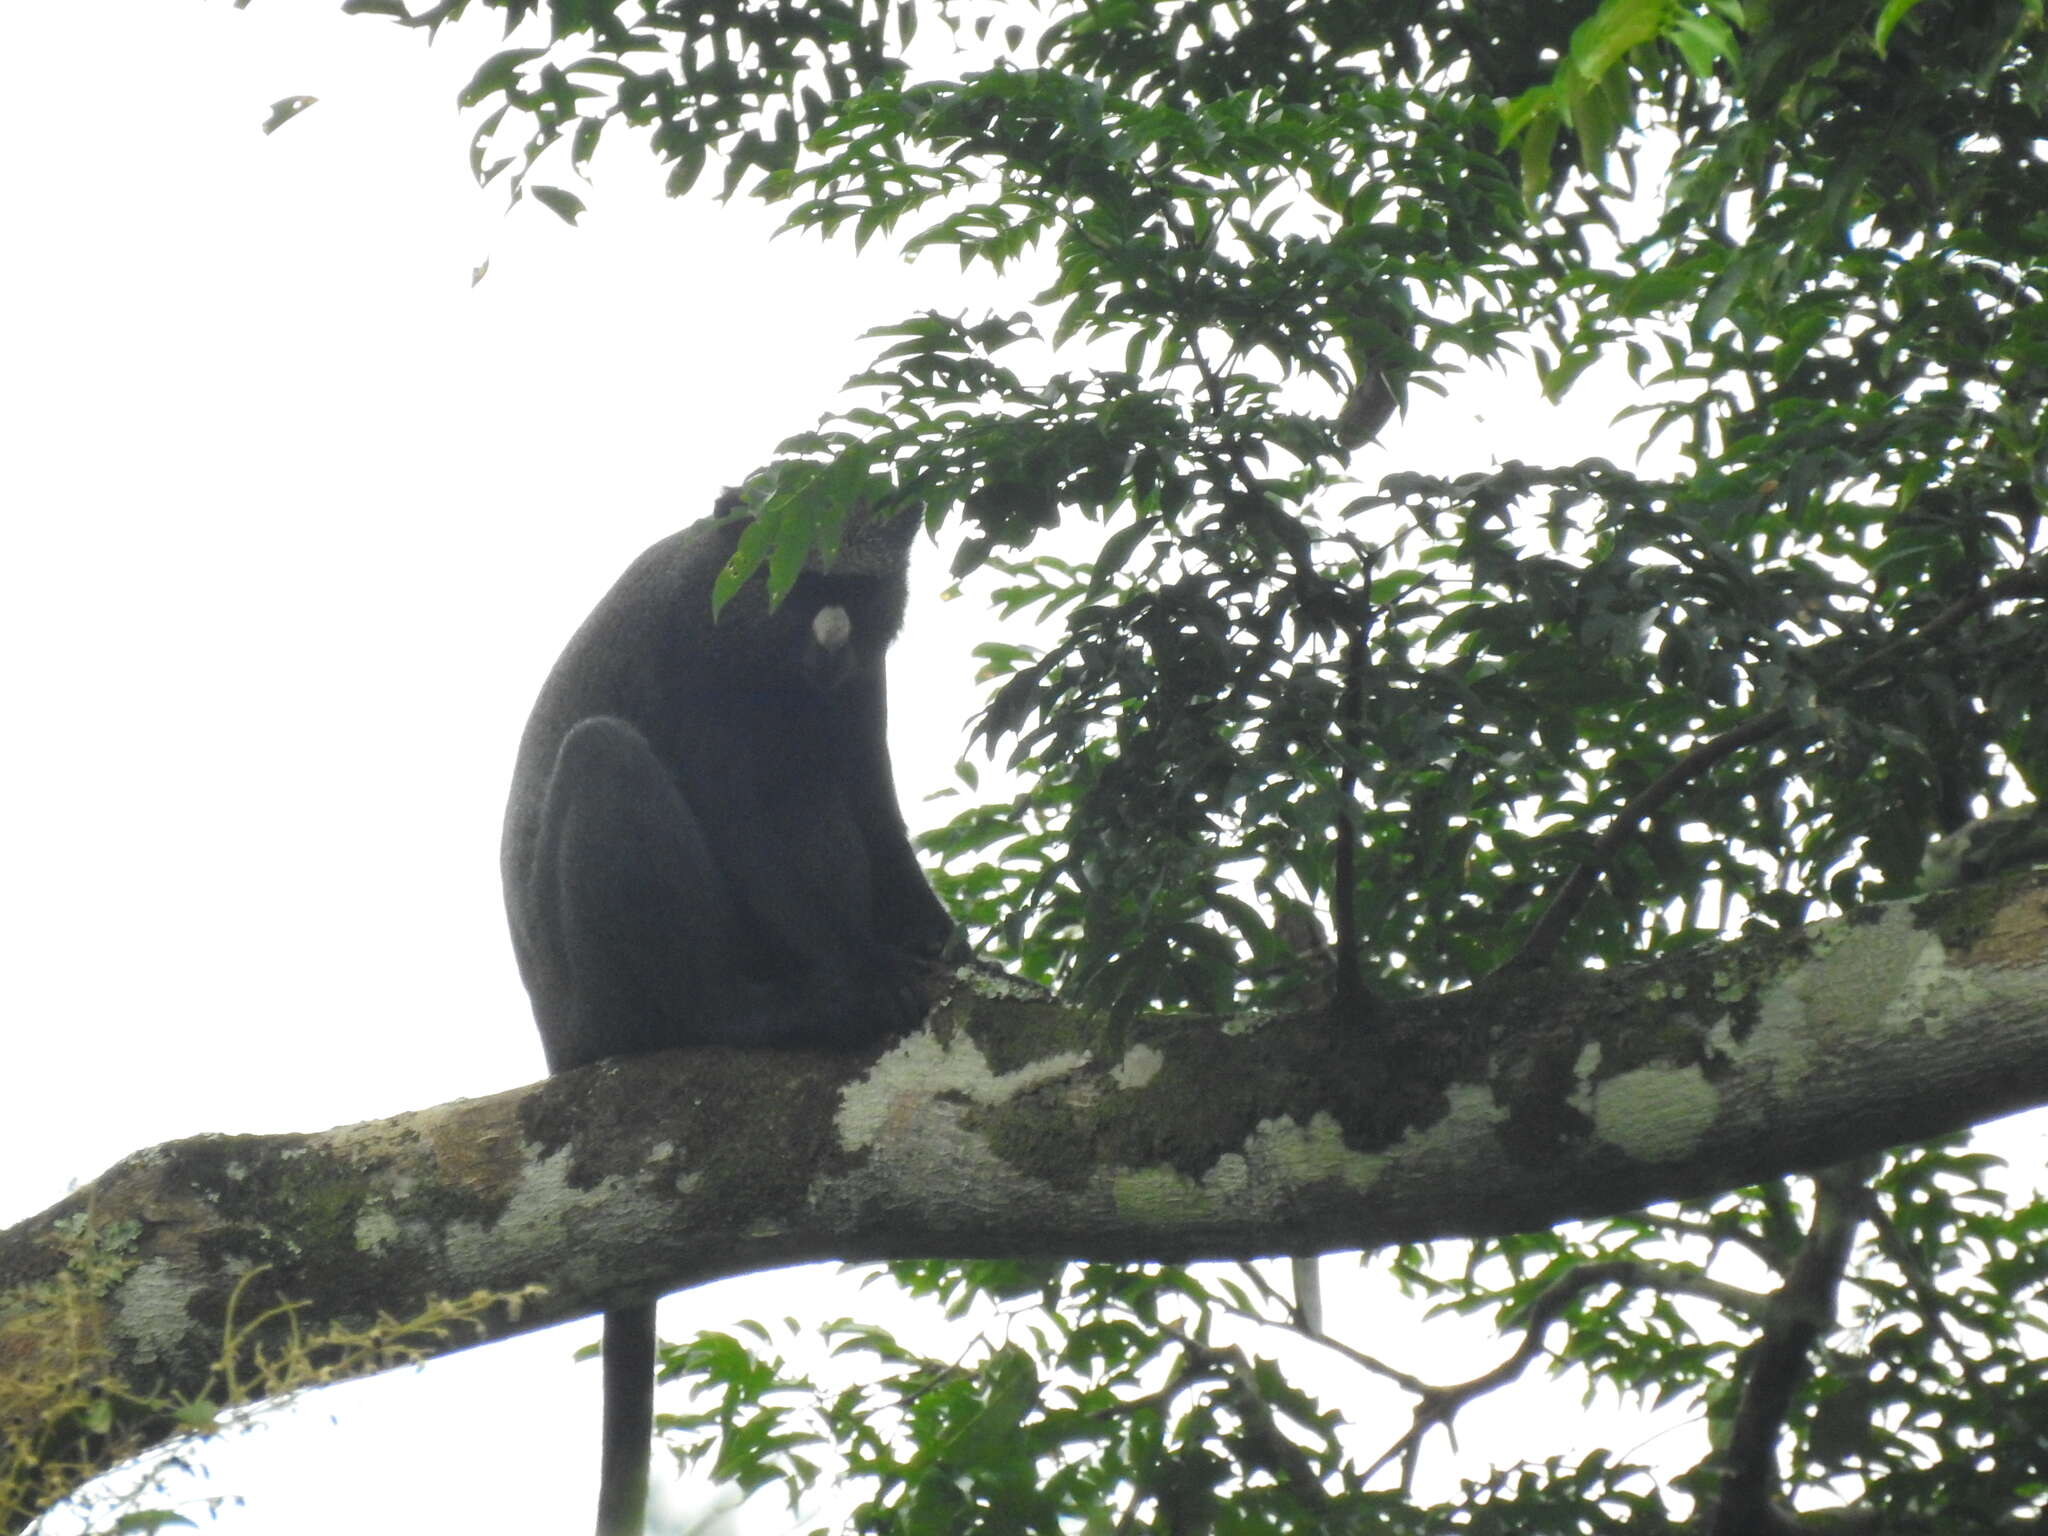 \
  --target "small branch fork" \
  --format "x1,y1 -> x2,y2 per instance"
1251,1169 -> 1888,1527
1701,1159 -> 1878,1536
1245,1256 -> 1768,1496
